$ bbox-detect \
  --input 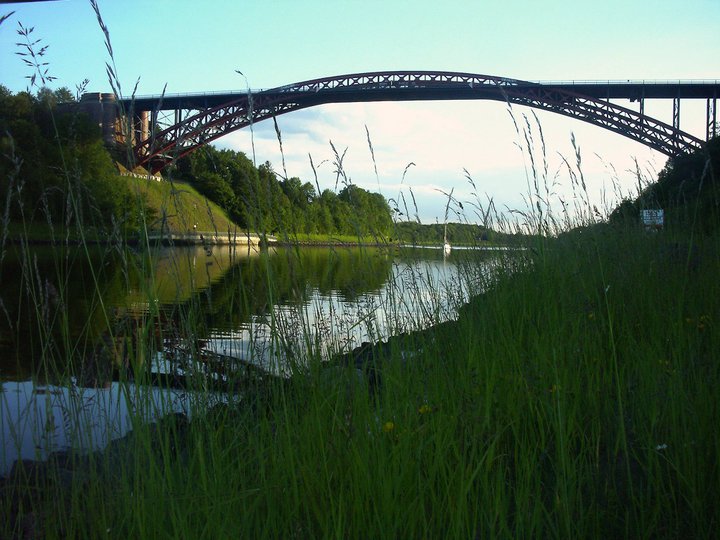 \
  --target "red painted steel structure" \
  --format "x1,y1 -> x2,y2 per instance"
125,71 -> 715,172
